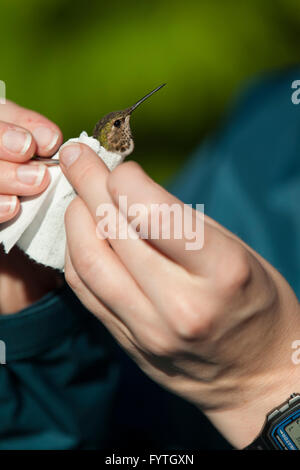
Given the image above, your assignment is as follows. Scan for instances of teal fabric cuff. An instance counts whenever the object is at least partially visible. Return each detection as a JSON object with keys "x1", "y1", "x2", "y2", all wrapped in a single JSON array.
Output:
[{"x1": 0, "y1": 283, "x2": 89, "y2": 362}]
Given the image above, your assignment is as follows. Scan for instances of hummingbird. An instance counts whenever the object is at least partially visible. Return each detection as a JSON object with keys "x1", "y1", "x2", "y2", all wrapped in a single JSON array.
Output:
[
  {"x1": 93, "y1": 83, "x2": 166, "y2": 157},
  {"x1": 32, "y1": 84, "x2": 166, "y2": 165}
]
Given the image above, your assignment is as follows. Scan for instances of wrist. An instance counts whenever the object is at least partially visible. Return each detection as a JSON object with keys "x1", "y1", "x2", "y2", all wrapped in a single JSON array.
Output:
[
  {"x1": 205, "y1": 309, "x2": 300, "y2": 448},
  {"x1": 205, "y1": 366, "x2": 300, "y2": 448}
]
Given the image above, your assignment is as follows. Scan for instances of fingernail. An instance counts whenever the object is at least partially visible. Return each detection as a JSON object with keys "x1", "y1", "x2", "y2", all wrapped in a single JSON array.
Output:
[
  {"x1": 32, "y1": 126, "x2": 59, "y2": 151},
  {"x1": 17, "y1": 164, "x2": 46, "y2": 185},
  {"x1": 0, "y1": 195, "x2": 17, "y2": 215},
  {"x1": 59, "y1": 144, "x2": 81, "y2": 167},
  {"x1": 2, "y1": 129, "x2": 32, "y2": 154}
]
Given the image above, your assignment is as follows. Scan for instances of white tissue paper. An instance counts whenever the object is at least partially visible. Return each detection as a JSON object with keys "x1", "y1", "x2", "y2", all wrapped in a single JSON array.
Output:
[{"x1": 0, "y1": 132, "x2": 124, "y2": 271}]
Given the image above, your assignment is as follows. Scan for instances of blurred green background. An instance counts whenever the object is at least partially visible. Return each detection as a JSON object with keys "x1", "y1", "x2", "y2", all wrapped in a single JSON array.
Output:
[{"x1": 1, "y1": 0, "x2": 299, "y2": 182}]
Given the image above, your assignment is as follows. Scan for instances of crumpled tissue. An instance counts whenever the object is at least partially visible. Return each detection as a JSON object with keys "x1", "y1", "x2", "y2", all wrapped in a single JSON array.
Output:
[{"x1": 0, "y1": 132, "x2": 123, "y2": 271}]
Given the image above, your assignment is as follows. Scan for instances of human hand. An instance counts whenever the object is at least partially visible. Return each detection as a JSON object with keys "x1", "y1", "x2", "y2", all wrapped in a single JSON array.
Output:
[
  {"x1": 61, "y1": 143, "x2": 300, "y2": 448},
  {"x1": 0, "y1": 101, "x2": 63, "y2": 313},
  {"x1": 0, "y1": 100, "x2": 62, "y2": 222}
]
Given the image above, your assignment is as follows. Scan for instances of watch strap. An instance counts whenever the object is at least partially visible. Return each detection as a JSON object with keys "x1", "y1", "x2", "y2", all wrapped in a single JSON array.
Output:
[{"x1": 244, "y1": 436, "x2": 266, "y2": 450}]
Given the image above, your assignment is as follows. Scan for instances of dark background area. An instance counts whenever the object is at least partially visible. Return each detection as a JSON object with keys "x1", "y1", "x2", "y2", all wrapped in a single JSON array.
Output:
[{"x1": 1, "y1": 0, "x2": 299, "y2": 182}]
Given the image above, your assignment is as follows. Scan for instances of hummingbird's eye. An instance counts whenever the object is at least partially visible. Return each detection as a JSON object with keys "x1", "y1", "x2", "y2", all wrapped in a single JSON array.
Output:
[{"x1": 114, "y1": 119, "x2": 121, "y2": 128}]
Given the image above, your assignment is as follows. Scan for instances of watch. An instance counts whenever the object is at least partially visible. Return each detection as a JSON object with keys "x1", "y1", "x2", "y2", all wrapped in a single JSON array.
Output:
[{"x1": 244, "y1": 394, "x2": 300, "y2": 450}]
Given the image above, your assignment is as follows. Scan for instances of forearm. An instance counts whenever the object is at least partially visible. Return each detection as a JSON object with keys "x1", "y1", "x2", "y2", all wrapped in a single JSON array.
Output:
[
  {"x1": 206, "y1": 364, "x2": 300, "y2": 448},
  {"x1": 205, "y1": 296, "x2": 300, "y2": 449}
]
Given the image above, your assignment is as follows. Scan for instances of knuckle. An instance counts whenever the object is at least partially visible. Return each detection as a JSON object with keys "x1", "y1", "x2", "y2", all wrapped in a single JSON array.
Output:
[
  {"x1": 64, "y1": 197, "x2": 81, "y2": 225},
  {"x1": 68, "y1": 146, "x2": 98, "y2": 188},
  {"x1": 216, "y1": 243, "x2": 251, "y2": 295},
  {"x1": 74, "y1": 248, "x2": 98, "y2": 278},
  {"x1": 138, "y1": 330, "x2": 178, "y2": 357},
  {"x1": 0, "y1": 160, "x2": 13, "y2": 181},
  {"x1": 175, "y1": 314, "x2": 213, "y2": 341},
  {"x1": 168, "y1": 293, "x2": 215, "y2": 341},
  {"x1": 74, "y1": 161, "x2": 95, "y2": 188},
  {"x1": 0, "y1": 196, "x2": 19, "y2": 223},
  {"x1": 0, "y1": 213, "x2": 16, "y2": 223},
  {"x1": 8, "y1": 153, "x2": 32, "y2": 163},
  {"x1": 108, "y1": 161, "x2": 143, "y2": 195},
  {"x1": 64, "y1": 265, "x2": 80, "y2": 291},
  {"x1": 110, "y1": 160, "x2": 142, "y2": 180}
]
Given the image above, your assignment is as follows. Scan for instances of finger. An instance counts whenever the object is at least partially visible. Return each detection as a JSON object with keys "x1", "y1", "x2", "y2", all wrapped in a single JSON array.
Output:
[
  {"x1": 65, "y1": 196, "x2": 158, "y2": 334},
  {"x1": 65, "y1": 244, "x2": 177, "y2": 362},
  {"x1": 107, "y1": 161, "x2": 230, "y2": 276},
  {"x1": 59, "y1": 143, "x2": 180, "y2": 294},
  {"x1": 0, "y1": 121, "x2": 36, "y2": 163},
  {"x1": 59, "y1": 144, "x2": 221, "y2": 344},
  {"x1": 0, "y1": 100, "x2": 63, "y2": 156},
  {"x1": 65, "y1": 245, "x2": 136, "y2": 345},
  {"x1": 0, "y1": 195, "x2": 19, "y2": 223},
  {"x1": 58, "y1": 141, "x2": 203, "y2": 315},
  {"x1": 0, "y1": 160, "x2": 50, "y2": 196},
  {"x1": 59, "y1": 142, "x2": 112, "y2": 210}
]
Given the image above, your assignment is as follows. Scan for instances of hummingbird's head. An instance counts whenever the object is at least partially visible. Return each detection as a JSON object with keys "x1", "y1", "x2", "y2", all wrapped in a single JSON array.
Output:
[
  {"x1": 93, "y1": 110, "x2": 134, "y2": 158},
  {"x1": 93, "y1": 84, "x2": 166, "y2": 158}
]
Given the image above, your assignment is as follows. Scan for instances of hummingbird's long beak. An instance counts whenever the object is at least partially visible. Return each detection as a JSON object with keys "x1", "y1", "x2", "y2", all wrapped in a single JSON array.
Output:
[{"x1": 127, "y1": 83, "x2": 166, "y2": 115}]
